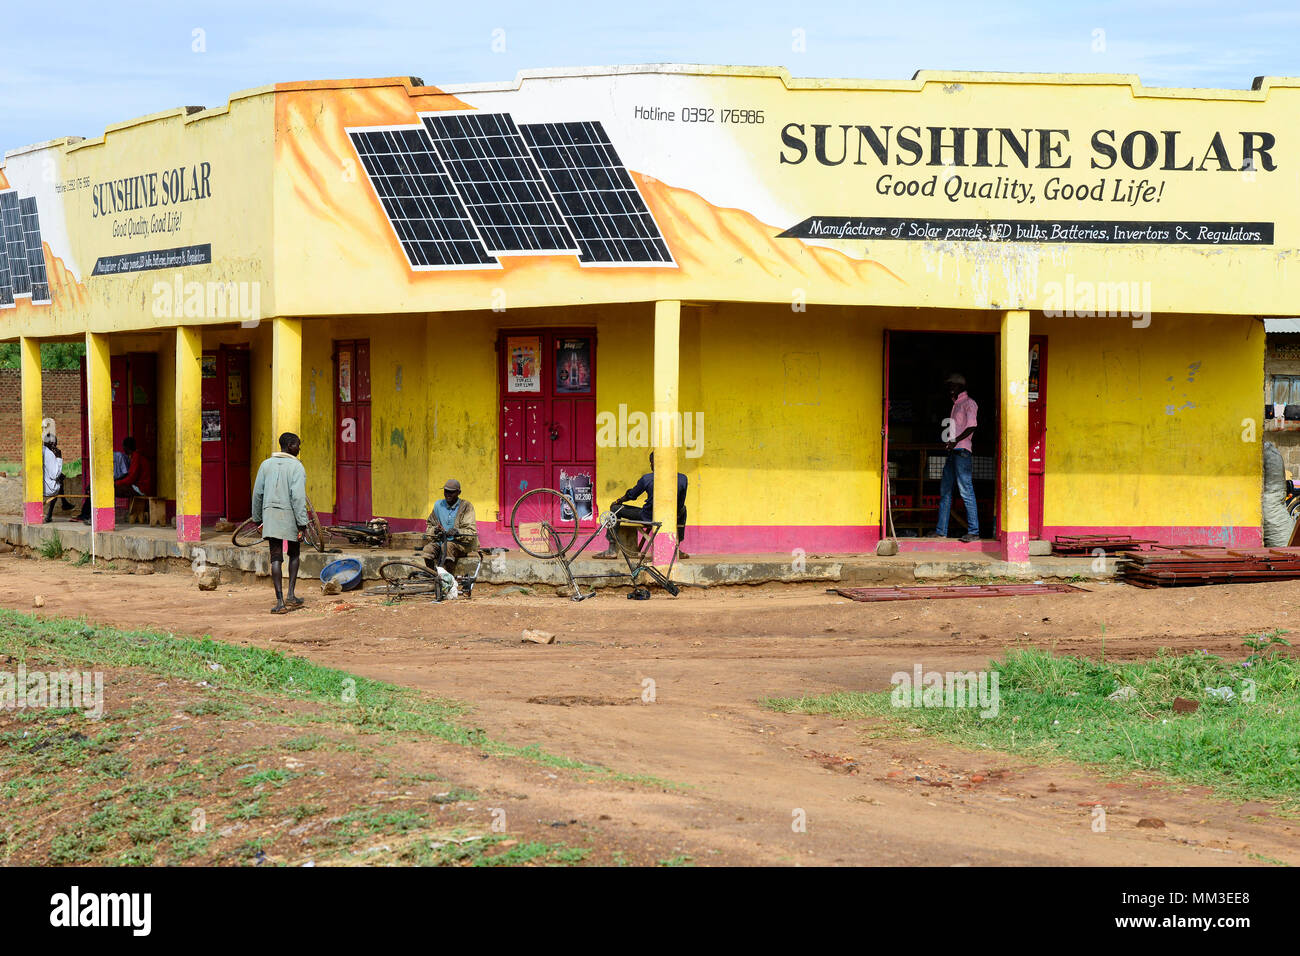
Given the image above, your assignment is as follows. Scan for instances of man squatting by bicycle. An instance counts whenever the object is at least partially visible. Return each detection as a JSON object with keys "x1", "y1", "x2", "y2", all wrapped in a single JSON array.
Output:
[
  {"x1": 251, "y1": 432, "x2": 309, "y2": 614},
  {"x1": 423, "y1": 478, "x2": 479, "y2": 574}
]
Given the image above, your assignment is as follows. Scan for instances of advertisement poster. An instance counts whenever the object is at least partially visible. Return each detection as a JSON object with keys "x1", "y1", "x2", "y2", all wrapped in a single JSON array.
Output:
[
  {"x1": 555, "y1": 338, "x2": 592, "y2": 394},
  {"x1": 201, "y1": 409, "x2": 221, "y2": 442},
  {"x1": 227, "y1": 369, "x2": 243, "y2": 406},
  {"x1": 507, "y1": 336, "x2": 541, "y2": 393},
  {"x1": 338, "y1": 350, "x2": 352, "y2": 403},
  {"x1": 200, "y1": 356, "x2": 216, "y2": 379},
  {"x1": 559, "y1": 469, "x2": 595, "y2": 522},
  {"x1": 1028, "y1": 343, "x2": 1040, "y2": 403}
]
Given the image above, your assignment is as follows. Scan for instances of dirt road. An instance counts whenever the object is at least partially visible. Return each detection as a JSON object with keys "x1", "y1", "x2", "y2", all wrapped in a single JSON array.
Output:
[{"x1": 3, "y1": 552, "x2": 1297, "y2": 866}]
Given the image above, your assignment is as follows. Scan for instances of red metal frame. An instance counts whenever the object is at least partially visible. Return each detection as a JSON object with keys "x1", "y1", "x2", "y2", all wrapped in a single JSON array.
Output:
[{"x1": 831, "y1": 583, "x2": 1086, "y2": 602}]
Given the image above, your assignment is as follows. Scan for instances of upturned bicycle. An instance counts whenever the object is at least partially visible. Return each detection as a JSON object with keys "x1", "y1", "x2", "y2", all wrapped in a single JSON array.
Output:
[
  {"x1": 509, "y1": 488, "x2": 679, "y2": 601},
  {"x1": 363, "y1": 531, "x2": 484, "y2": 602}
]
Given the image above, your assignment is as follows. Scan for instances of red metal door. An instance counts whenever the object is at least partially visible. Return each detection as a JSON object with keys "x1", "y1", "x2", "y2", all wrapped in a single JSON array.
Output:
[
  {"x1": 1028, "y1": 336, "x2": 1047, "y2": 539},
  {"x1": 201, "y1": 350, "x2": 225, "y2": 520},
  {"x1": 223, "y1": 348, "x2": 252, "y2": 521},
  {"x1": 334, "y1": 340, "x2": 372, "y2": 523},
  {"x1": 110, "y1": 355, "x2": 129, "y2": 455},
  {"x1": 499, "y1": 331, "x2": 596, "y2": 527},
  {"x1": 880, "y1": 329, "x2": 890, "y2": 539}
]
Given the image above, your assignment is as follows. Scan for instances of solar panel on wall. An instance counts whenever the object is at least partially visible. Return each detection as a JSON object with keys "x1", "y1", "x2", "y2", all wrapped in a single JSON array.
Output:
[
  {"x1": 0, "y1": 224, "x2": 12, "y2": 308},
  {"x1": 19, "y1": 197, "x2": 50, "y2": 304},
  {"x1": 0, "y1": 192, "x2": 31, "y2": 298},
  {"x1": 420, "y1": 112, "x2": 578, "y2": 256},
  {"x1": 348, "y1": 126, "x2": 500, "y2": 270},
  {"x1": 519, "y1": 120, "x2": 673, "y2": 266}
]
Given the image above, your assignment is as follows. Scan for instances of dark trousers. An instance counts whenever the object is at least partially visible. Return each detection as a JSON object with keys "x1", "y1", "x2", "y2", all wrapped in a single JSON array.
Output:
[{"x1": 607, "y1": 503, "x2": 687, "y2": 549}]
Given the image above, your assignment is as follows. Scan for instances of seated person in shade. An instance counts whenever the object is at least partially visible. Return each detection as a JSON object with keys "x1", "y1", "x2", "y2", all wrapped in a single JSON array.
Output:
[
  {"x1": 594, "y1": 452, "x2": 689, "y2": 559},
  {"x1": 422, "y1": 479, "x2": 479, "y2": 574},
  {"x1": 42, "y1": 439, "x2": 64, "y2": 523},
  {"x1": 113, "y1": 437, "x2": 152, "y2": 498}
]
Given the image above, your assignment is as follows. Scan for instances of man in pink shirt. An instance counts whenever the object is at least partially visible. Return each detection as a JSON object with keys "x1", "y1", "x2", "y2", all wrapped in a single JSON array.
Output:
[{"x1": 932, "y1": 373, "x2": 980, "y2": 542}]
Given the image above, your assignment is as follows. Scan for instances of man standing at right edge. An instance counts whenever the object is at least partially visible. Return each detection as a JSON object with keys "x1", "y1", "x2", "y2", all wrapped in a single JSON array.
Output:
[
  {"x1": 252, "y1": 432, "x2": 309, "y2": 613},
  {"x1": 931, "y1": 373, "x2": 980, "y2": 543}
]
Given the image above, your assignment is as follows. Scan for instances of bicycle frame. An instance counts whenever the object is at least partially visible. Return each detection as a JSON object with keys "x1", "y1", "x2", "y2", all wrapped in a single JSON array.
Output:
[
  {"x1": 416, "y1": 532, "x2": 485, "y2": 600},
  {"x1": 554, "y1": 511, "x2": 678, "y2": 601}
]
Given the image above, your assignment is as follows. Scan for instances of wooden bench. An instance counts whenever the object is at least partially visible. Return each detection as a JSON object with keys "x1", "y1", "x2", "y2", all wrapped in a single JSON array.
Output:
[{"x1": 126, "y1": 497, "x2": 168, "y2": 527}]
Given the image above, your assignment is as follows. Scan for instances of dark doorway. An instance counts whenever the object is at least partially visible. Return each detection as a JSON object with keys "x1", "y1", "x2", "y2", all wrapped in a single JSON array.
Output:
[{"x1": 883, "y1": 331, "x2": 998, "y2": 538}]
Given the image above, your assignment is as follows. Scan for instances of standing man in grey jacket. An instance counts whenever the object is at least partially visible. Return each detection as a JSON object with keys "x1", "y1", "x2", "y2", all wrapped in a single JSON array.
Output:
[{"x1": 252, "y1": 432, "x2": 309, "y2": 614}]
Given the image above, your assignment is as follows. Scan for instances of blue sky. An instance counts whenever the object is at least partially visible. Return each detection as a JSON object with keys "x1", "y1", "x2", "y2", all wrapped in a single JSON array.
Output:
[{"x1": 2, "y1": 0, "x2": 1297, "y2": 149}]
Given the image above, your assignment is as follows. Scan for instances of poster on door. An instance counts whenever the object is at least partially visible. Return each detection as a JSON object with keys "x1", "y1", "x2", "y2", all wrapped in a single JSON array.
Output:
[
  {"x1": 554, "y1": 338, "x2": 591, "y2": 394},
  {"x1": 201, "y1": 409, "x2": 222, "y2": 442},
  {"x1": 338, "y1": 350, "x2": 352, "y2": 403},
  {"x1": 559, "y1": 469, "x2": 594, "y2": 521},
  {"x1": 1028, "y1": 343, "x2": 1040, "y2": 402},
  {"x1": 507, "y1": 336, "x2": 541, "y2": 393}
]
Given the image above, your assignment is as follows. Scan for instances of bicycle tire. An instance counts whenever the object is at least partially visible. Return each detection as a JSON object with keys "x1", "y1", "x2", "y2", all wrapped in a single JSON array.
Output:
[
  {"x1": 510, "y1": 488, "x2": 579, "y2": 559},
  {"x1": 301, "y1": 498, "x2": 325, "y2": 552},
  {"x1": 232, "y1": 518, "x2": 262, "y2": 548},
  {"x1": 379, "y1": 560, "x2": 444, "y2": 601}
]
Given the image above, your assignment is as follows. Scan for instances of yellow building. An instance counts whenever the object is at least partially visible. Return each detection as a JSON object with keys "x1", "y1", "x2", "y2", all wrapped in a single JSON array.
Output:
[{"x1": 1, "y1": 65, "x2": 1286, "y2": 560}]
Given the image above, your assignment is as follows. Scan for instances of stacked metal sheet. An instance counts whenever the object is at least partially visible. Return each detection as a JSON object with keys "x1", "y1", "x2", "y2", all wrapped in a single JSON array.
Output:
[
  {"x1": 1119, "y1": 546, "x2": 1300, "y2": 588},
  {"x1": 1052, "y1": 534, "x2": 1157, "y2": 554}
]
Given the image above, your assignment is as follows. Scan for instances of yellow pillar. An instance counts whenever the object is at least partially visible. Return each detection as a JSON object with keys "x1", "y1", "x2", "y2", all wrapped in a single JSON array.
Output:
[
  {"x1": 175, "y1": 326, "x2": 203, "y2": 541},
  {"x1": 85, "y1": 332, "x2": 115, "y2": 531},
  {"x1": 652, "y1": 300, "x2": 681, "y2": 565},
  {"x1": 19, "y1": 337, "x2": 43, "y2": 525},
  {"x1": 271, "y1": 317, "x2": 302, "y2": 446},
  {"x1": 1000, "y1": 310, "x2": 1030, "y2": 562}
]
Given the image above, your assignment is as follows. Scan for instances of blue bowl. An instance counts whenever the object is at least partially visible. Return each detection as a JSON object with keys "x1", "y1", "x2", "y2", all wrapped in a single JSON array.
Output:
[{"x1": 320, "y1": 557, "x2": 363, "y2": 592}]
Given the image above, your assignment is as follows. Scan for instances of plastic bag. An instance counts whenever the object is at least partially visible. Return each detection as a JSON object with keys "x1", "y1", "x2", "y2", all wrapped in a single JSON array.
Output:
[
  {"x1": 436, "y1": 567, "x2": 458, "y2": 600},
  {"x1": 1261, "y1": 442, "x2": 1294, "y2": 546}
]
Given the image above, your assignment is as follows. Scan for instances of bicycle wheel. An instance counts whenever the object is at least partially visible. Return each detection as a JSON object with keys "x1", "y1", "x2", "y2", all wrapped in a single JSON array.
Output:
[
  {"x1": 510, "y1": 488, "x2": 579, "y2": 559},
  {"x1": 232, "y1": 517, "x2": 262, "y2": 548},
  {"x1": 377, "y1": 560, "x2": 442, "y2": 599},
  {"x1": 302, "y1": 498, "x2": 326, "y2": 552}
]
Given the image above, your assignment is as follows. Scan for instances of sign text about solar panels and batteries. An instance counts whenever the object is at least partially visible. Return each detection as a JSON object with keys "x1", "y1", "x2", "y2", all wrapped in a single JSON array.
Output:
[{"x1": 774, "y1": 125, "x2": 1278, "y2": 245}]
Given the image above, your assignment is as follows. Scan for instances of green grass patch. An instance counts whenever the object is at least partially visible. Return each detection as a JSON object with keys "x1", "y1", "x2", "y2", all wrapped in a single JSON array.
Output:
[
  {"x1": 768, "y1": 635, "x2": 1300, "y2": 807},
  {"x1": 403, "y1": 833, "x2": 589, "y2": 867},
  {"x1": 39, "y1": 534, "x2": 64, "y2": 560},
  {"x1": 0, "y1": 608, "x2": 671, "y2": 787}
]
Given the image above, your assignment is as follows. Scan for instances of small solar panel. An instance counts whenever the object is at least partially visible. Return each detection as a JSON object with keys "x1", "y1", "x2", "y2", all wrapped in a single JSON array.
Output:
[
  {"x1": 0, "y1": 222, "x2": 12, "y2": 308},
  {"x1": 19, "y1": 197, "x2": 50, "y2": 304},
  {"x1": 0, "y1": 192, "x2": 31, "y2": 297},
  {"x1": 348, "y1": 126, "x2": 499, "y2": 270},
  {"x1": 520, "y1": 121, "x2": 673, "y2": 266},
  {"x1": 421, "y1": 112, "x2": 578, "y2": 256}
]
